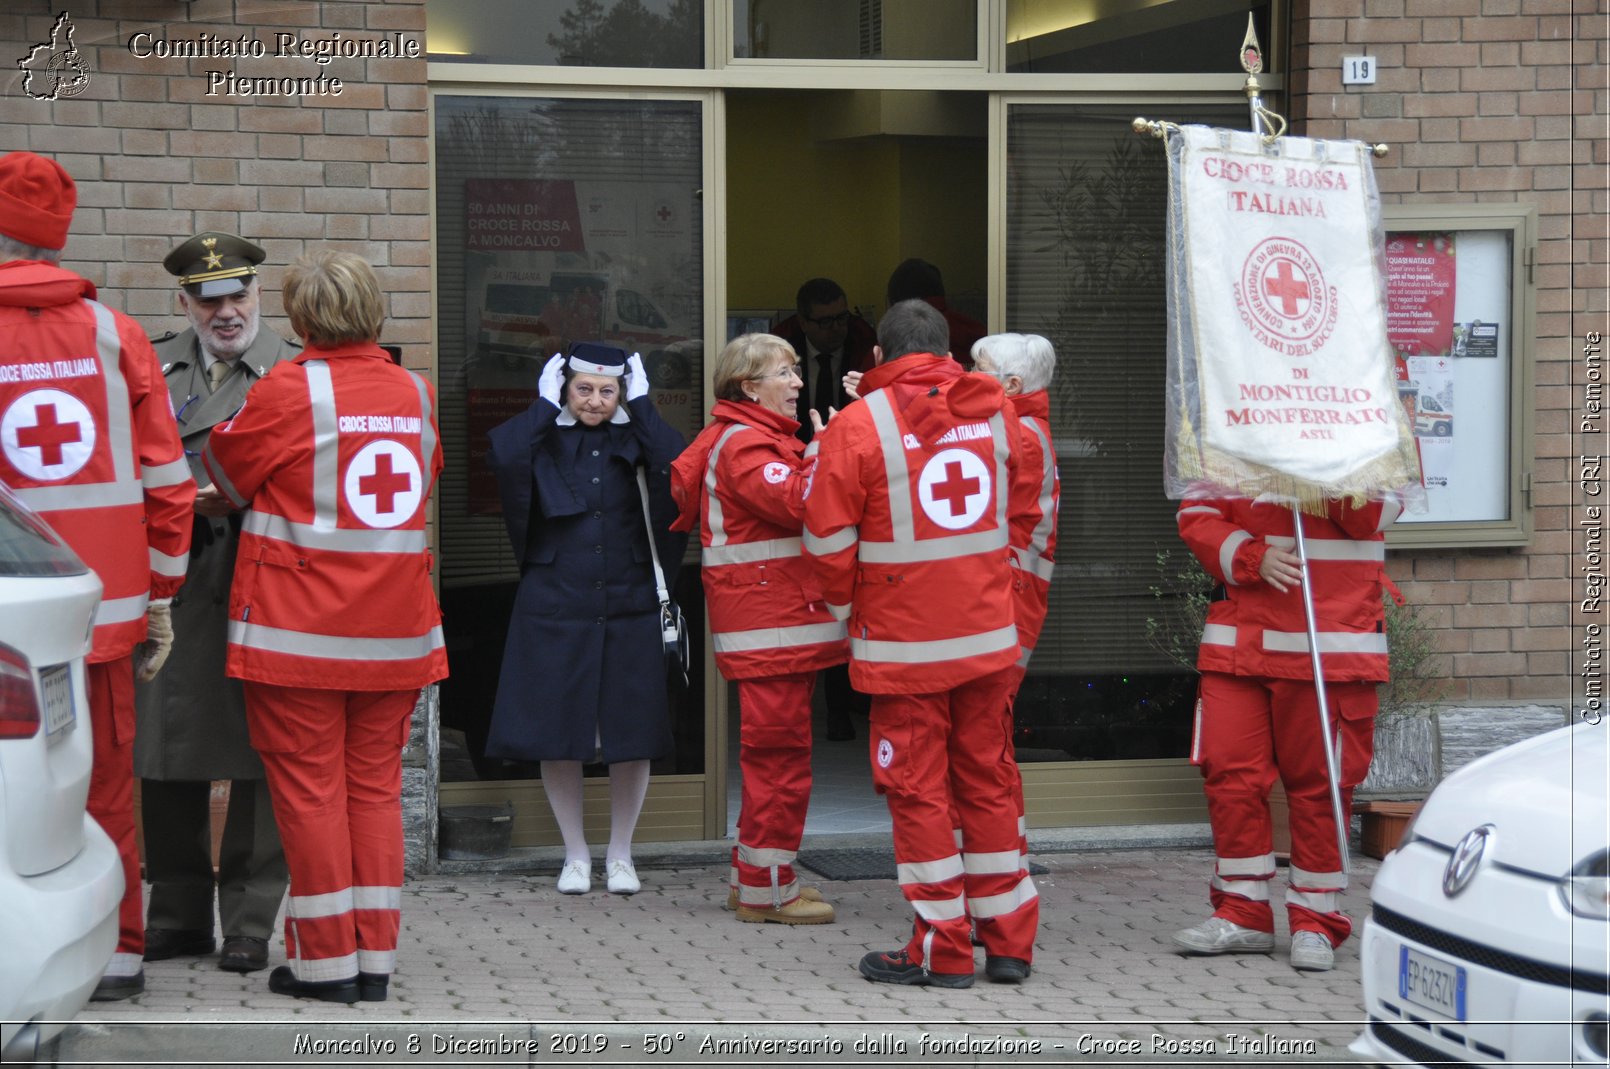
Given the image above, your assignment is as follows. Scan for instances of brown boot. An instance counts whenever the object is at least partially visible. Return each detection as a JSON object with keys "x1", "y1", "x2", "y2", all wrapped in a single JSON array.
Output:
[
  {"x1": 725, "y1": 884, "x2": 824, "y2": 911},
  {"x1": 736, "y1": 895, "x2": 836, "y2": 925}
]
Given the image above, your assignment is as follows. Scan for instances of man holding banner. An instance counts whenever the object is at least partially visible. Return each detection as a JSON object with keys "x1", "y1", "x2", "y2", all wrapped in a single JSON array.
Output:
[
  {"x1": 1172, "y1": 494, "x2": 1398, "y2": 970},
  {"x1": 1157, "y1": 120, "x2": 1421, "y2": 971}
]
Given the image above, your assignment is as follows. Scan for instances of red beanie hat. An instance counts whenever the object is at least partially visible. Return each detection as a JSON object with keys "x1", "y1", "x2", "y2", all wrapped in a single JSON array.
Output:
[{"x1": 0, "y1": 152, "x2": 76, "y2": 251}]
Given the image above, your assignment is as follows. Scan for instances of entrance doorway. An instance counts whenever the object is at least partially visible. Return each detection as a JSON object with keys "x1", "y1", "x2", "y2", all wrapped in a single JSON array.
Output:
[{"x1": 722, "y1": 87, "x2": 988, "y2": 836}]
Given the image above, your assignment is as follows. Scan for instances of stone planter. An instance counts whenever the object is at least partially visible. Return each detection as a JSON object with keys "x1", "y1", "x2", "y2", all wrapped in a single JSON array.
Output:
[{"x1": 1359, "y1": 711, "x2": 1441, "y2": 796}]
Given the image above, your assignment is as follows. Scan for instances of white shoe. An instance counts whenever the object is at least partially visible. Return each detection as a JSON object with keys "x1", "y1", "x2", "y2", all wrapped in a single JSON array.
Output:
[
  {"x1": 1289, "y1": 930, "x2": 1335, "y2": 971},
  {"x1": 556, "y1": 860, "x2": 591, "y2": 895},
  {"x1": 606, "y1": 859, "x2": 640, "y2": 895},
  {"x1": 1171, "y1": 916, "x2": 1275, "y2": 955}
]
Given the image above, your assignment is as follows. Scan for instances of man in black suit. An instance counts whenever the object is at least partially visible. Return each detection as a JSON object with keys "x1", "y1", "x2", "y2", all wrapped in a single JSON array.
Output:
[
  {"x1": 771, "y1": 277, "x2": 877, "y2": 445},
  {"x1": 770, "y1": 277, "x2": 876, "y2": 739}
]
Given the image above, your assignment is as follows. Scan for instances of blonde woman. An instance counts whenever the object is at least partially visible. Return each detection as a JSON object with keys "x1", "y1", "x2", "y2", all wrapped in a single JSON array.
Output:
[
  {"x1": 203, "y1": 251, "x2": 446, "y2": 1003},
  {"x1": 670, "y1": 334, "x2": 847, "y2": 924}
]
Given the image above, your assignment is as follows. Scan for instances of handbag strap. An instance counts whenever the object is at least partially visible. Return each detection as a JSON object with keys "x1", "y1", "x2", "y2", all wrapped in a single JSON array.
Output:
[{"x1": 635, "y1": 468, "x2": 670, "y2": 606}]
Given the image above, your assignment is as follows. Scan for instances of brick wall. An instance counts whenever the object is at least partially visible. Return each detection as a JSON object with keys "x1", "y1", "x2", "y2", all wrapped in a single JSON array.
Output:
[
  {"x1": 1292, "y1": 0, "x2": 1605, "y2": 704},
  {"x1": 1, "y1": 0, "x2": 431, "y2": 374}
]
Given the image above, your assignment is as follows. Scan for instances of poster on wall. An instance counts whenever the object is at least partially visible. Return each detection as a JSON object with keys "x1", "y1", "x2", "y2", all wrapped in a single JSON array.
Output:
[
  {"x1": 1379, "y1": 222, "x2": 1517, "y2": 529},
  {"x1": 1396, "y1": 354, "x2": 1454, "y2": 490},
  {"x1": 461, "y1": 178, "x2": 703, "y2": 513},
  {"x1": 1385, "y1": 232, "x2": 1457, "y2": 357}
]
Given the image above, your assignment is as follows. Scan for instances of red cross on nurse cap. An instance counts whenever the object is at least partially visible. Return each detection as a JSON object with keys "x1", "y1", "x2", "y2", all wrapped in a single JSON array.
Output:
[{"x1": 567, "y1": 341, "x2": 628, "y2": 377}]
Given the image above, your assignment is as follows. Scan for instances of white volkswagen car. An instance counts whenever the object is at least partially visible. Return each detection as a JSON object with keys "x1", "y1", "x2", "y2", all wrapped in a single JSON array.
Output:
[
  {"x1": 0, "y1": 482, "x2": 121, "y2": 1061},
  {"x1": 1351, "y1": 720, "x2": 1610, "y2": 1067}
]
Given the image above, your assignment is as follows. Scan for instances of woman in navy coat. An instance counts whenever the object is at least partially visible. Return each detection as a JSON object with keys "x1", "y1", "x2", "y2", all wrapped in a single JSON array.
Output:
[{"x1": 485, "y1": 344, "x2": 686, "y2": 896}]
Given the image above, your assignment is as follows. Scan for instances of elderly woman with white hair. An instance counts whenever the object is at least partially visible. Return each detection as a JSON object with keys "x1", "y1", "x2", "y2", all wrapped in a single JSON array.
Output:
[{"x1": 968, "y1": 332, "x2": 1060, "y2": 894}]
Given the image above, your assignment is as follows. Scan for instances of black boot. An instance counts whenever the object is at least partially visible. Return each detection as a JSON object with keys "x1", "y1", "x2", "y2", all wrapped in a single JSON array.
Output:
[{"x1": 268, "y1": 965, "x2": 359, "y2": 1004}]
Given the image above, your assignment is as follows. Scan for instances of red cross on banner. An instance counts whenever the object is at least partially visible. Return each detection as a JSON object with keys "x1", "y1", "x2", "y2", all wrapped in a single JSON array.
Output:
[
  {"x1": 1263, "y1": 259, "x2": 1312, "y2": 317},
  {"x1": 17, "y1": 402, "x2": 83, "y2": 466}
]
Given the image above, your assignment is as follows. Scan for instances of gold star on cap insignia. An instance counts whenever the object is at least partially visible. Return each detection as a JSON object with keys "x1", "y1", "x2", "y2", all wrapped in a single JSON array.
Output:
[{"x1": 201, "y1": 237, "x2": 224, "y2": 270}]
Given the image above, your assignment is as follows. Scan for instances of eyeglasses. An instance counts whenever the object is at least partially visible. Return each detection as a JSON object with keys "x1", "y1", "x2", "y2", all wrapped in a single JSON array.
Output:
[
  {"x1": 804, "y1": 311, "x2": 852, "y2": 327},
  {"x1": 750, "y1": 365, "x2": 801, "y2": 382}
]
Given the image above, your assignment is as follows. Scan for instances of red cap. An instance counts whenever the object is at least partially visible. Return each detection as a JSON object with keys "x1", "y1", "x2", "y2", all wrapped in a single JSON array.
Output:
[{"x1": 0, "y1": 152, "x2": 76, "y2": 252}]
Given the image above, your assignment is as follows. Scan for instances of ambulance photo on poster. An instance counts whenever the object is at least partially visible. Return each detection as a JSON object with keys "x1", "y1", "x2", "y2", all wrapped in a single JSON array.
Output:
[{"x1": 461, "y1": 178, "x2": 702, "y2": 513}]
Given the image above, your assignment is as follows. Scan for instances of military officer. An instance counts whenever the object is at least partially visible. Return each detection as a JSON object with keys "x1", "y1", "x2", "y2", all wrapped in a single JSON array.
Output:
[{"x1": 134, "y1": 232, "x2": 296, "y2": 974}]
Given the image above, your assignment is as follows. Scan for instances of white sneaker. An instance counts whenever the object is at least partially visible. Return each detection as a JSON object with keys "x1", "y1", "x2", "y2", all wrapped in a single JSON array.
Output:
[
  {"x1": 556, "y1": 860, "x2": 591, "y2": 895},
  {"x1": 1171, "y1": 916, "x2": 1275, "y2": 955},
  {"x1": 606, "y1": 859, "x2": 640, "y2": 895},
  {"x1": 1289, "y1": 930, "x2": 1335, "y2": 971}
]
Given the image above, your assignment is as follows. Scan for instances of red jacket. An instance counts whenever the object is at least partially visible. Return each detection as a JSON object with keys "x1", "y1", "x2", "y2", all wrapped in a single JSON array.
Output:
[
  {"x1": 671, "y1": 400, "x2": 848, "y2": 680},
  {"x1": 202, "y1": 342, "x2": 447, "y2": 690},
  {"x1": 0, "y1": 261, "x2": 193, "y2": 661},
  {"x1": 1177, "y1": 496, "x2": 1399, "y2": 683},
  {"x1": 803, "y1": 353, "x2": 1030, "y2": 693},
  {"x1": 1008, "y1": 389, "x2": 1059, "y2": 662}
]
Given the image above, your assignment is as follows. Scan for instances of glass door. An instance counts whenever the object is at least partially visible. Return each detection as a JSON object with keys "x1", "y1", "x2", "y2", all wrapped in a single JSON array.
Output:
[
  {"x1": 1001, "y1": 100, "x2": 1247, "y2": 826},
  {"x1": 433, "y1": 92, "x2": 713, "y2": 845}
]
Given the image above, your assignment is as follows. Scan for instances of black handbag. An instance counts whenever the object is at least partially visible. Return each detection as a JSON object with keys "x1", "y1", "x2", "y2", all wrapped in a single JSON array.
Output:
[{"x1": 636, "y1": 469, "x2": 689, "y2": 684}]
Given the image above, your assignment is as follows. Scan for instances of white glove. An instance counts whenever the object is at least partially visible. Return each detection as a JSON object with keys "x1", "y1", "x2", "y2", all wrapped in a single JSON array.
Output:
[
  {"x1": 625, "y1": 353, "x2": 649, "y2": 401},
  {"x1": 538, "y1": 353, "x2": 565, "y2": 407},
  {"x1": 136, "y1": 599, "x2": 174, "y2": 683}
]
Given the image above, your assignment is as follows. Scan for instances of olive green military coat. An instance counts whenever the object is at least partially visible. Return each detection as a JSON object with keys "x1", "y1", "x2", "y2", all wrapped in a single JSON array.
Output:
[{"x1": 132, "y1": 326, "x2": 299, "y2": 781}]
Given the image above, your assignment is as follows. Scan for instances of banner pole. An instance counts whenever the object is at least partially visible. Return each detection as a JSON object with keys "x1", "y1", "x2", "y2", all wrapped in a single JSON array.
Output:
[{"x1": 1291, "y1": 504, "x2": 1353, "y2": 873}]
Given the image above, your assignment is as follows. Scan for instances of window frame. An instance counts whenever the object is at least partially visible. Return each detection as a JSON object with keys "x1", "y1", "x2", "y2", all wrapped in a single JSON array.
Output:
[{"x1": 1380, "y1": 202, "x2": 1539, "y2": 549}]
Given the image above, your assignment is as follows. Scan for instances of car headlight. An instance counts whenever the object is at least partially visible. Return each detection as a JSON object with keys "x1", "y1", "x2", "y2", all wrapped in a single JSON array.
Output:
[{"x1": 1559, "y1": 849, "x2": 1610, "y2": 920}]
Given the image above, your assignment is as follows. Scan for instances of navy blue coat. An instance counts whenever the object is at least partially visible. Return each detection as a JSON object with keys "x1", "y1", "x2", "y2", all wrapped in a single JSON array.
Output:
[{"x1": 484, "y1": 395, "x2": 687, "y2": 763}]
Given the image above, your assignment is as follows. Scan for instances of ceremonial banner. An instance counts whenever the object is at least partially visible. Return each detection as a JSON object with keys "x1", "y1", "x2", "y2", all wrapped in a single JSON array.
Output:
[{"x1": 1163, "y1": 125, "x2": 1420, "y2": 508}]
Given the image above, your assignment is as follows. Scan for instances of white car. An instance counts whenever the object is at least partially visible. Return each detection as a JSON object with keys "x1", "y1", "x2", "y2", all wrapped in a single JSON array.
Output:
[
  {"x1": 0, "y1": 483, "x2": 121, "y2": 1061},
  {"x1": 1351, "y1": 720, "x2": 1610, "y2": 1067}
]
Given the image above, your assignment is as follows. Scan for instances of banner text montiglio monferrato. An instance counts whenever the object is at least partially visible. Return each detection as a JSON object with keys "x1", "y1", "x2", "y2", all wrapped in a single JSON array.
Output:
[{"x1": 125, "y1": 30, "x2": 422, "y2": 97}]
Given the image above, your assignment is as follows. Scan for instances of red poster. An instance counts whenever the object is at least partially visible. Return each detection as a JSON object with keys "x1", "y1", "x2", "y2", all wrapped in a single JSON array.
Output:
[
  {"x1": 464, "y1": 179, "x2": 585, "y2": 252},
  {"x1": 1385, "y1": 232, "x2": 1457, "y2": 356}
]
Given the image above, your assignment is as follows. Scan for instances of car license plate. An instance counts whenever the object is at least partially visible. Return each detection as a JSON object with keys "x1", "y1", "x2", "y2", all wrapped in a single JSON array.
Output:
[
  {"x1": 1399, "y1": 944, "x2": 1467, "y2": 1021},
  {"x1": 41, "y1": 663, "x2": 74, "y2": 738}
]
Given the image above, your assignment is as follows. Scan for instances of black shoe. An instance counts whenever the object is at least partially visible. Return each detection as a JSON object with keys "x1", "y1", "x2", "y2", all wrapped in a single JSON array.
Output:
[
  {"x1": 143, "y1": 927, "x2": 215, "y2": 961},
  {"x1": 858, "y1": 949, "x2": 973, "y2": 988},
  {"x1": 985, "y1": 956, "x2": 1031, "y2": 983},
  {"x1": 358, "y1": 972, "x2": 389, "y2": 1002},
  {"x1": 267, "y1": 965, "x2": 359, "y2": 1004},
  {"x1": 218, "y1": 936, "x2": 269, "y2": 973},
  {"x1": 90, "y1": 970, "x2": 145, "y2": 1002},
  {"x1": 825, "y1": 711, "x2": 856, "y2": 741}
]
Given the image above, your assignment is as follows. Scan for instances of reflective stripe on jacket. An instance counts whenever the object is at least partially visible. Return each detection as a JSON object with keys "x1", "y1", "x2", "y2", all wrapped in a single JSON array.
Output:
[
  {"x1": 803, "y1": 353, "x2": 1028, "y2": 693},
  {"x1": 1177, "y1": 496, "x2": 1399, "y2": 683},
  {"x1": 671, "y1": 399, "x2": 847, "y2": 681},
  {"x1": 1008, "y1": 390, "x2": 1059, "y2": 665},
  {"x1": 202, "y1": 341, "x2": 446, "y2": 690},
  {"x1": 0, "y1": 263, "x2": 194, "y2": 661}
]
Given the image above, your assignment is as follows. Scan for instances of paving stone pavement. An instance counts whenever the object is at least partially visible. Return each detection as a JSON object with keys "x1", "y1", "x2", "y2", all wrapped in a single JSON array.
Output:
[{"x1": 56, "y1": 846, "x2": 1378, "y2": 1067}]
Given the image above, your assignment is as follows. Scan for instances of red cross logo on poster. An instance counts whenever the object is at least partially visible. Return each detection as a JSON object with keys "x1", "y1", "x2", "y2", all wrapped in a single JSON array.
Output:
[
  {"x1": 917, "y1": 448, "x2": 991, "y2": 530},
  {"x1": 2, "y1": 389, "x2": 96, "y2": 481},
  {"x1": 343, "y1": 439, "x2": 423, "y2": 528}
]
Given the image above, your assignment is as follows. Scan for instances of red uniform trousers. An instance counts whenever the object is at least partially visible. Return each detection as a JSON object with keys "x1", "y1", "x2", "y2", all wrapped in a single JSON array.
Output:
[
  {"x1": 244, "y1": 683, "x2": 415, "y2": 983},
  {"x1": 871, "y1": 666, "x2": 1039, "y2": 974},
  {"x1": 86, "y1": 658, "x2": 141, "y2": 975},
  {"x1": 1195, "y1": 671, "x2": 1376, "y2": 948},
  {"x1": 947, "y1": 661, "x2": 1030, "y2": 866},
  {"x1": 730, "y1": 672, "x2": 815, "y2": 908}
]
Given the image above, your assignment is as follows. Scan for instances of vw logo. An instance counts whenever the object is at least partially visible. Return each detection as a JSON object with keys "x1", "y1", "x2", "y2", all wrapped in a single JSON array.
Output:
[{"x1": 1442, "y1": 825, "x2": 1494, "y2": 898}]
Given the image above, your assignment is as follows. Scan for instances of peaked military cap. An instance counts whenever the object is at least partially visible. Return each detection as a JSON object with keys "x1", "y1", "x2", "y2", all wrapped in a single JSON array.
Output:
[{"x1": 163, "y1": 231, "x2": 265, "y2": 297}]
